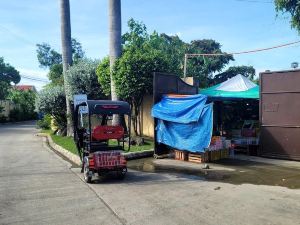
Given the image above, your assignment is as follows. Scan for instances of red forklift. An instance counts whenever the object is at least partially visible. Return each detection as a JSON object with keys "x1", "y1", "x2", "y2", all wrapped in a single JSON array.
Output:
[{"x1": 74, "y1": 100, "x2": 131, "y2": 183}]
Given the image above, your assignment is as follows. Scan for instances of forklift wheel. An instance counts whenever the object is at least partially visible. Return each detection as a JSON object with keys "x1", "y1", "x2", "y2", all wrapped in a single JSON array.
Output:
[{"x1": 83, "y1": 164, "x2": 92, "y2": 183}]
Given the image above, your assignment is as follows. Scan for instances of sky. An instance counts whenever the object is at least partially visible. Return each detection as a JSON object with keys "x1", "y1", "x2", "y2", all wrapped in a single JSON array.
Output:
[{"x1": 1, "y1": 0, "x2": 299, "y2": 90}]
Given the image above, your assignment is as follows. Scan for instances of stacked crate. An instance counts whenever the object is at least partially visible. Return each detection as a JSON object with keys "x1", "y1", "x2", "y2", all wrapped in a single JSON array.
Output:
[
  {"x1": 188, "y1": 152, "x2": 209, "y2": 163},
  {"x1": 174, "y1": 150, "x2": 188, "y2": 161}
]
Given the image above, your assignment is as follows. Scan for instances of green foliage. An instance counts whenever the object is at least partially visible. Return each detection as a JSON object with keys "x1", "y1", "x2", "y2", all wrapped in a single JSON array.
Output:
[
  {"x1": 212, "y1": 66, "x2": 256, "y2": 85},
  {"x1": 9, "y1": 108, "x2": 23, "y2": 122},
  {"x1": 275, "y1": 0, "x2": 300, "y2": 32},
  {"x1": 36, "y1": 86, "x2": 67, "y2": 130},
  {"x1": 9, "y1": 89, "x2": 37, "y2": 121},
  {"x1": 187, "y1": 39, "x2": 234, "y2": 87},
  {"x1": 0, "y1": 81, "x2": 11, "y2": 100},
  {"x1": 71, "y1": 39, "x2": 85, "y2": 64},
  {"x1": 37, "y1": 114, "x2": 52, "y2": 129},
  {"x1": 48, "y1": 64, "x2": 63, "y2": 85},
  {"x1": 148, "y1": 33, "x2": 187, "y2": 76},
  {"x1": 36, "y1": 38, "x2": 85, "y2": 69},
  {"x1": 0, "y1": 105, "x2": 7, "y2": 122},
  {"x1": 36, "y1": 43, "x2": 62, "y2": 68},
  {"x1": 66, "y1": 59, "x2": 104, "y2": 100},
  {"x1": 0, "y1": 57, "x2": 20, "y2": 99},
  {"x1": 96, "y1": 57, "x2": 111, "y2": 96},
  {"x1": 0, "y1": 57, "x2": 21, "y2": 84}
]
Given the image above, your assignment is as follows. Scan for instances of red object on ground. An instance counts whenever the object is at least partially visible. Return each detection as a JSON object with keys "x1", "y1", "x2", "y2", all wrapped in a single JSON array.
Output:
[
  {"x1": 92, "y1": 151, "x2": 126, "y2": 169},
  {"x1": 92, "y1": 125, "x2": 124, "y2": 141}
]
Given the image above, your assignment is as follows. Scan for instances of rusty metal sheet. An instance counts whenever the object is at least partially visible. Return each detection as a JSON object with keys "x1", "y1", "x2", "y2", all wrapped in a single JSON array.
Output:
[
  {"x1": 260, "y1": 127, "x2": 300, "y2": 160},
  {"x1": 260, "y1": 70, "x2": 300, "y2": 161}
]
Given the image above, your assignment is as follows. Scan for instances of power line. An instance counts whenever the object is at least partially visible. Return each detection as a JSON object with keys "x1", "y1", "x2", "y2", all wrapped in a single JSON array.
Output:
[
  {"x1": 186, "y1": 40, "x2": 300, "y2": 57},
  {"x1": 20, "y1": 74, "x2": 49, "y2": 83},
  {"x1": 183, "y1": 40, "x2": 300, "y2": 77}
]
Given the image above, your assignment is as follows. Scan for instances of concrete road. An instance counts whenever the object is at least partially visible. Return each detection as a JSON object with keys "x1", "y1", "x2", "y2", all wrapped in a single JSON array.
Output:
[
  {"x1": 0, "y1": 122, "x2": 123, "y2": 225},
  {"x1": 1, "y1": 122, "x2": 300, "y2": 225}
]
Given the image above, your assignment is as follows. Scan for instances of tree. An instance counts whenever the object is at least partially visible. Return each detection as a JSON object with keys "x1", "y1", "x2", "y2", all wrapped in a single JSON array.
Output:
[
  {"x1": 212, "y1": 66, "x2": 256, "y2": 85},
  {"x1": 60, "y1": 0, "x2": 73, "y2": 136},
  {"x1": 9, "y1": 89, "x2": 37, "y2": 121},
  {"x1": 96, "y1": 57, "x2": 111, "y2": 96},
  {"x1": 36, "y1": 85, "x2": 67, "y2": 132},
  {"x1": 36, "y1": 39, "x2": 84, "y2": 69},
  {"x1": 48, "y1": 64, "x2": 64, "y2": 85},
  {"x1": 275, "y1": 0, "x2": 300, "y2": 32},
  {"x1": 36, "y1": 43, "x2": 62, "y2": 68},
  {"x1": 66, "y1": 59, "x2": 104, "y2": 100},
  {"x1": 186, "y1": 39, "x2": 234, "y2": 87},
  {"x1": 148, "y1": 32, "x2": 187, "y2": 76},
  {"x1": 108, "y1": 0, "x2": 122, "y2": 125},
  {"x1": 0, "y1": 57, "x2": 21, "y2": 99},
  {"x1": 36, "y1": 39, "x2": 84, "y2": 85},
  {"x1": 97, "y1": 19, "x2": 170, "y2": 135}
]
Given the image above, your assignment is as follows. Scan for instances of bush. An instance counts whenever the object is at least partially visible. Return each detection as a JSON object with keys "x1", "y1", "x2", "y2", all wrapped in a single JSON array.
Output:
[
  {"x1": 35, "y1": 85, "x2": 67, "y2": 130},
  {"x1": 37, "y1": 114, "x2": 52, "y2": 129},
  {"x1": 9, "y1": 90, "x2": 37, "y2": 120},
  {"x1": 0, "y1": 115, "x2": 7, "y2": 123},
  {"x1": 9, "y1": 108, "x2": 23, "y2": 121},
  {"x1": 66, "y1": 59, "x2": 105, "y2": 100}
]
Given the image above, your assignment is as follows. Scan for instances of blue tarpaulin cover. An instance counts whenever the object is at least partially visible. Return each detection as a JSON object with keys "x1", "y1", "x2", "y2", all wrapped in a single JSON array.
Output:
[{"x1": 152, "y1": 94, "x2": 213, "y2": 153}]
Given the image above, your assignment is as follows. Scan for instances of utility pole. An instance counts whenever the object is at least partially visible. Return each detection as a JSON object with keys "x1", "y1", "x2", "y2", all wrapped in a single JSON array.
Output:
[{"x1": 183, "y1": 54, "x2": 188, "y2": 78}]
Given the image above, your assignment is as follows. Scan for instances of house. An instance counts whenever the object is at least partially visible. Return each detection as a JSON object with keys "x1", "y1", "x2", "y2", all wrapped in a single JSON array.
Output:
[{"x1": 15, "y1": 85, "x2": 37, "y2": 92}]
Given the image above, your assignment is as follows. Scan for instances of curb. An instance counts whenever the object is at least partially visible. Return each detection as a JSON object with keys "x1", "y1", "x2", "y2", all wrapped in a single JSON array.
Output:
[
  {"x1": 37, "y1": 133, "x2": 81, "y2": 166},
  {"x1": 37, "y1": 133, "x2": 154, "y2": 165},
  {"x1": 123, "y1": 149, "x2": 154, "y2": 160}
]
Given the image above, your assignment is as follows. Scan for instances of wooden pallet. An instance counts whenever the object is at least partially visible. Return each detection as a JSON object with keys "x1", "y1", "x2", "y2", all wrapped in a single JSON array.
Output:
[
  {"x1": 174, "y1": 150, "x2": 188, "y2": 161},
  {"x1": 188, "y1": 152, "x2": 209, "y2": 163}
]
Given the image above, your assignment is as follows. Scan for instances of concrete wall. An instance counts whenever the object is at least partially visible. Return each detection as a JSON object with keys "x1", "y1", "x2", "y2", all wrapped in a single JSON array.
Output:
[
  {"x1": 0, "y1": 100, "x2": 15, "y2": 119},
  {"x1": 140, "y1": 95, "x2": 154, "y2": 138}
]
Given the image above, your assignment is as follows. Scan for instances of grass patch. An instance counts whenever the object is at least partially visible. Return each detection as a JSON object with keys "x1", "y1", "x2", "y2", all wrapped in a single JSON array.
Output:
[
  {"x1": 42, "y1": 129, "x2": 78, "y2": 155},
  {"x1": 41, "y1": 129, "x2": 153, "y2": 155}
]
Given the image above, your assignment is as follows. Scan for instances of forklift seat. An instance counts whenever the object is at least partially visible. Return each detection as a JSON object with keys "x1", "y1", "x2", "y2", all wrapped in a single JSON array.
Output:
[{"x1": 92, "y1": 125, "x2": 124, "y2": 141}]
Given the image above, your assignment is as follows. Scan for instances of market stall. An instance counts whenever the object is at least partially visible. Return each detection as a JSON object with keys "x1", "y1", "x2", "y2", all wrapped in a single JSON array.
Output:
[{"x1": 200, "y1": 74, "x2": 259, "y2": 155}]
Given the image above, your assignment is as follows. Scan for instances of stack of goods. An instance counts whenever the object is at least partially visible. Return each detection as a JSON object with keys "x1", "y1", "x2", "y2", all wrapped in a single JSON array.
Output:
[{"x1": 208, "y1": 136, "x2": 230, "y2": 161}]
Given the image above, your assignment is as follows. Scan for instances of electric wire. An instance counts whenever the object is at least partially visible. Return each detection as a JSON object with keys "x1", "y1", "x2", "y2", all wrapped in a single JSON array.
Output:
[{"x1": 186, "y1": 40, "x2": 300, "y2": 57}]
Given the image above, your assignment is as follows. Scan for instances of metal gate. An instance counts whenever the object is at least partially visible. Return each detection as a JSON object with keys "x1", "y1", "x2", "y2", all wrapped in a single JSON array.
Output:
[{"x1": 260, "y1": 69, "x2": 300, "y2": 160}]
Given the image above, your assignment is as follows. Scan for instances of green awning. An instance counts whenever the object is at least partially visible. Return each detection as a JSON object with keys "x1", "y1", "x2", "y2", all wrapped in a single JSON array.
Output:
[{"x1": 200, "y1": 75, "x2": 259, "y2": 100}]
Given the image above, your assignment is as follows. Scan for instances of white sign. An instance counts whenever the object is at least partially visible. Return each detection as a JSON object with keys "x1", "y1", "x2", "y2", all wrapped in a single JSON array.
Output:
[{"x1": 74, "y1": 94, "x2": 88, "y2": 114}]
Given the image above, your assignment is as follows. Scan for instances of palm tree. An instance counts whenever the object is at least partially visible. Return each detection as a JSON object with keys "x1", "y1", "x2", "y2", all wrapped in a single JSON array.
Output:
[
  {"x1": 60, "y1": 0, "x2": 73, "y2": 136},
  {"x1": 108, "y1": 0, "x2": 122, "y2": 125}
]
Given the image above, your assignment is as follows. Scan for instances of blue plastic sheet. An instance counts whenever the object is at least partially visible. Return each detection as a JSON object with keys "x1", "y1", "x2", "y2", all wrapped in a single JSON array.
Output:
[
  {"x1": 152, "y1": 94, "x2": 213, "y2": 152},
  {"x1": 152, "y1": 94, "x2": 207, "y2": 124}
]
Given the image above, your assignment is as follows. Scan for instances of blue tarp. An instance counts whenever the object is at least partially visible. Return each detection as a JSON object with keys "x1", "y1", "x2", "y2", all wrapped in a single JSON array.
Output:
[{"x1": 152, "y1": 94, "x2": 213, "y2": 153}]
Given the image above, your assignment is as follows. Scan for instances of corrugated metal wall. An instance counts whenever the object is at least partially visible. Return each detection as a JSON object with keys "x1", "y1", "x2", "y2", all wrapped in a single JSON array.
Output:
[{"x1": 260, "y1": 69, "x2": 300, "y2": 160}]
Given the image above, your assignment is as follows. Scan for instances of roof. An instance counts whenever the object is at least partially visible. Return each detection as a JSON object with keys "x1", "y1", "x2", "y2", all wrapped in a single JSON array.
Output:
[
  {"x1": 81, "y1": 100, "x2": 131, "y2": 115},
  {"x1": 15, "y1": 85, "x2": 37, "y2": 92},
  {"x1": 200, "y1": 75, "x2": 259, "y2": 100}
]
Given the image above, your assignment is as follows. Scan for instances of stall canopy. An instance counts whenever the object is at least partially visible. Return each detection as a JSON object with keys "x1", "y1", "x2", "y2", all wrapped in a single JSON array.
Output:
[
  {"x1": 200, "y1": 74, "x2": 259, "y2": 100},
  {"x1": 152, "y1": 94, "x2": 213, "y2": 152}
]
